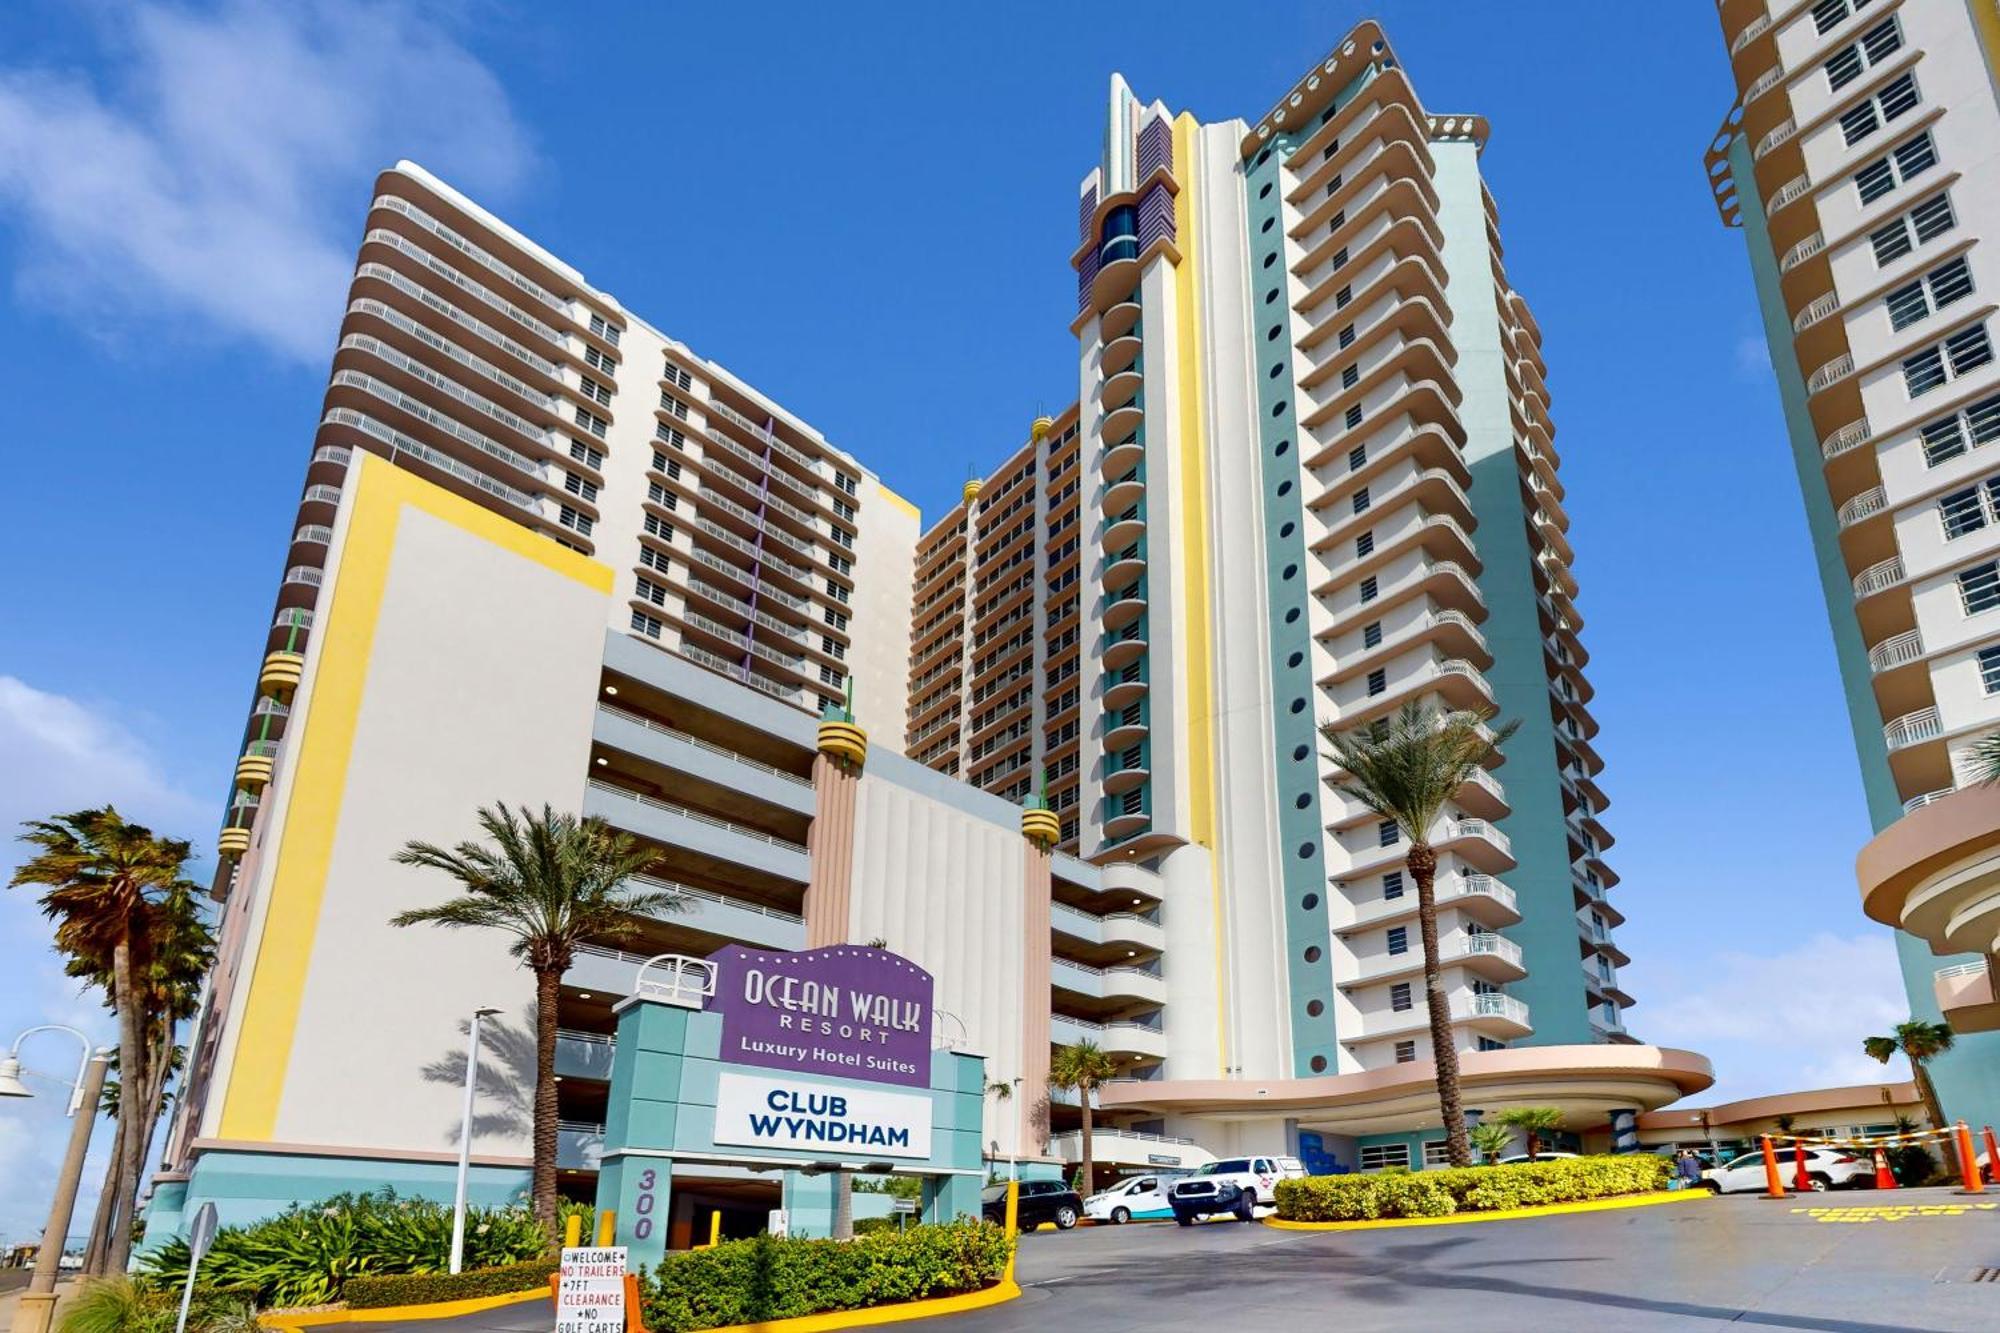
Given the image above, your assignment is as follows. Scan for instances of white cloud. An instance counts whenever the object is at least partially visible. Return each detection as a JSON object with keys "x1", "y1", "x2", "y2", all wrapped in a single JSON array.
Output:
[
  {"x1": 1734, "y1": 332, "x2": 1773, "y2": 381},
  {"x1": 1633, "y1": 931, "x2": 1912, "y2": 1105},
  {"x1": 0, "y1": 0, "x2": 533, "y2": 362},
  {"x1": 0, "y1": 676, "x2": 209, "y2": 1244}
]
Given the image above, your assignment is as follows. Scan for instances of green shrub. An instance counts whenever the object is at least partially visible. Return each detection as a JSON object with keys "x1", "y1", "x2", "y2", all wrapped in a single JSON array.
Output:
[
  {"x1": 850, "y1": 1217, "x2": 899, "y2": 1236},
  {"x1": 1275, "y1": 1154, "x2": 1671, "y2": 1223},
  {"x1": 343, "y1": 1257, "x2": 559, "y2": 1309},
  {"x1": 135, "y1": 1190, "x2": 548, "y2": 1309},
  {"x1": 638, "y1": 1220, "x2": 1011, "y2": 1333},
  {"x1": 58, "y1": 1277, "x2": 260, "y2": 1333}
]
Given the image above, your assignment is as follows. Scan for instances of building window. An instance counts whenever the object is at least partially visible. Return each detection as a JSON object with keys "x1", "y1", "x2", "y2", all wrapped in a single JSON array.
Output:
[
  {"x1": 643, "y1": 513, "x2": 674, "y2": 541},
  {"x1": 656, "y1": 423, "x2": 687, "y2": 449},
  {"x1": 1919, "y1": 392, "x2": 2000, "y2": 467},
  {"x1": 822, "y1": 635, "x2": 846, "y2": 659},
  {"x1": 1345, "y1": 404, "x2": 1363, "y2": 430},
  {"x1": 1825, "y1": 16, "x2": 1902, "y2": 91},
  {"x1": 1977, "y1": 646, "x2": 2000, "y2": 694},
  {"x1": 578, "y1": 375, "x2": 612, "y2": 407},
  {"x1": 1347, "y1": 444, "x2": 1366, "y2": 471},
  {"x1": 558, "y1": 505, "x2": 594, "y2": 537},
  {"x1": 1363, "y1": 621, "x2": 1382, "y2": 649},
  {"x1": 1837, "y1": 72, "x2": 1918, "y2": 148},
  {"x1": 1356, "y1": 531, "x2": 1374, "y2": 558},
  {"x1": 662, "y1": 363, "x2": 691, "y2": 391},
  {"x1": 1341, "y1": 363, "x2": 1360, "y2": 390},
  {"x1": 1367, "y1": 667, "x2": 1387, "y2": 697},
  {"x1": 1811, "y1": 0, "x2": 1874, "y2": 36},
  {"x1": 629, "y1": 609, "x2": 661, "y2": 639},
  {"x1": 834, "y1": 472, "x2": 858, "y2": 497},
  {"x1": 1886, "y1": 257, "x2": 1974, "y2": 332},
  {"x1": 573, "y1": 405, "x2": 608, "y2": 438},
  {"x1": 635, "y1": 576, "x2": 667, "y2": 607},
  {"x1": 1855, "y1": 131, "x2": 1937, "y2": 206},
  {"x1": 1904, "y1": 324, "x2": 1994, "y2": 397},
  {"x1": 1359, "y1": 575, "x2": 1378, "y2": 603},
  {"x1": 1477, "y1": 1037, "x2": 1507, "y2": 1052},
  {"x1": 833, "y1": 497, "x2": 857, "y2": 522},
  {"x1": 569, "y1": 439, "x2": 604, "y2": 469},
  {"x1": 564, "y1": 471, "x2": 599, "y2": 502},
  {"x1": 1390, "y1": 981, "x2": 1413, "y2": 1013},
  {"x1": 589, "y1": 312, "x2": 623, "y2": 347},
  {"x1": 1383, "y1": 870, "x2": 1404, "y2": 899},
  {"x1": 1391, "y1": 1042, "x2": 1417, "y2": 1067},
  {"x1": 829, "y1": 524, "x2": 855, "y2": 550},
  {"x1": 1352, "y1": 488, "x2": 1370, "y2": 517},
  {"x1": 1339, "y1": 325, "x2": 1356, "y2": 350},
  {"x1": 638, "y1": 544, "x2": 669, "y2": 574},
  {"x1": 1378, "y1": 819, "x2": 1400, "y2": 848},
  {"x1": 1938, "y1": 478, "x2": 2000, "y2": 540},
  {"x1": 1335, "y1": 284, "x2": 1352, "y2": 309},
  {"x1": 1360, "y1": 1141, "x2": 1411, "y2": 1170},
  {"x1": 1422, "y1": 1141, "x2": 1453, "y2": 1168},
  {"x1": 1871, "y1": 192, "x2": 1956, "y2": 267},
  {"x1": 819, "y1": 663, "x2": 843, "y2": 687},
  {"x1": 823, "y1": 607, "x2": 849, "y2": 632},
  {"x1": 829, "y1": 552, "x2": 853, "y2": 575},
  {"x1": 1387, "y1": 925, "x2": 1409, "y2": 955},
  {"x1": 1959, "y1": 560, "x2": 2000, "y2": 615}
]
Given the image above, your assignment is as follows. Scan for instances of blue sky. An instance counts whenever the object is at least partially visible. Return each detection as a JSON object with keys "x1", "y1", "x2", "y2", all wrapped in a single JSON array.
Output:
[{"x1": 0, "y1": 1, "x2": 1916, "y2": 1240}]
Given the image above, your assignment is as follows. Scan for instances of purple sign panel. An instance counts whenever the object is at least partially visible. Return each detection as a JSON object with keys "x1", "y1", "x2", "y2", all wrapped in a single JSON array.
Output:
[{"x1": 705, "y1": 944, "x2": 934, "y2": 1088}]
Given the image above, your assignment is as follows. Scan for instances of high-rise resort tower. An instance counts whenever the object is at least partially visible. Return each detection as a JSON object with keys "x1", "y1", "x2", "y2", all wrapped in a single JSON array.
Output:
[
  {"x1": 151, "y1": 24, "x2": 1706, "y2": 1244},
  {"x1": 1705, "y1": 0, "x2": 2000, "y2": 1132}
]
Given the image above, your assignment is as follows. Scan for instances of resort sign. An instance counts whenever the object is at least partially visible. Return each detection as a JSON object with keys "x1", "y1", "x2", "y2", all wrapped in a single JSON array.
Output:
[
  {"x1": 706, "y1": 944, "x2": 934, "y2": 1088},
  {"x1": 713, "y1": 1070, "x2": 933, "y2": 1159}
]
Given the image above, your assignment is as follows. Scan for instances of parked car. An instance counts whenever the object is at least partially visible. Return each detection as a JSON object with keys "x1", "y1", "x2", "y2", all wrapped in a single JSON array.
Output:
[
  {"x1": 1083, "y1": 1172, "x2": 1185, "y2": 1224},
  {"x1": 982, "y1": 1178, "x2": 1083, "y2": 1230},
  {"x1": 1703, "y1": 1147, "x2": 1872, "y2": 1193},
  {"x1": 1166, "y1": 1155, "x2": 1306, "y2": 1225},
  {"x1": 1496, "y1": 1151, "x2": 1580, "y2": 1165}
]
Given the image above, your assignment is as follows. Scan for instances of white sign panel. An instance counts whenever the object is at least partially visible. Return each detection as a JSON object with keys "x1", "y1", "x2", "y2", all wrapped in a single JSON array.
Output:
[
  {"x1": 556, "y1": 1247, "x2": 625, "y2": 1333},
  {"x1": 713, "y1": 1070, "x2": 932, "y2": 1160}
]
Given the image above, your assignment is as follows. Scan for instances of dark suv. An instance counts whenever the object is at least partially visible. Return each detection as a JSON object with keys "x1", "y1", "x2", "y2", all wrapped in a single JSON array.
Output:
[{"x1": 982, "y1": 1179, "x2": 1083, "y2": 1231}]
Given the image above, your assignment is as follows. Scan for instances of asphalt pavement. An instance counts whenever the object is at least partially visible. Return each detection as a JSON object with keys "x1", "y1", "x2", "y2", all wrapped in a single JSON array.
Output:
[{"x1": 925, "y1": 1188, "x2": 2000, "y2": 1333}]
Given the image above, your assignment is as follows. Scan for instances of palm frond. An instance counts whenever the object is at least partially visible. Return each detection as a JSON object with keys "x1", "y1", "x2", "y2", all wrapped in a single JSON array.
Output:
[{"x1": 1320, "y1": 702, "x2": 1519, "y2": 846}]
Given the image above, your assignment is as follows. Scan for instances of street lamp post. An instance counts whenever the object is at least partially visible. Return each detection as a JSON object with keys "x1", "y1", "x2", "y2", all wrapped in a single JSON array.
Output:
[
  {"x1": 0, "y1": 1026, "x2": 112, "y2": 1333},
  {"x1": 448, "y1": 1007, "x2": 501, "y2": 1276}
]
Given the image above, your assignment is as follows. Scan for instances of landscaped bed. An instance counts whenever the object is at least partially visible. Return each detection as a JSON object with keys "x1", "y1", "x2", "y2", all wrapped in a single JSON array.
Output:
[{"x1": 1274, "y1": 1154, "x2": 1674, "y2": 1223}]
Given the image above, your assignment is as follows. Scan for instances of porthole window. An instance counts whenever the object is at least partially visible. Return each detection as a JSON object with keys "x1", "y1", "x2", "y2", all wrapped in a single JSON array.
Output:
[
  {"x1": 1275, "y1": 439, "x2": 1290, "y2": 456},
  {"x1": 1280, "y1": 521, "x2": 1295, "y2": 537},
  {"x1": 1306, "y1": 999, "x2": 1325, "y2": 1017},
  {"x1": 1310, "y1": 1054, "x2": 1328, "y2": 1073},
  {"x1": 1272, "y1": 400, "x2": 1288, "y2": 417},
  {"x1": 1257, "y1": 149, "x2": 1272, "y2": 166},
  {"x1": 1268, "y1": 325, "x2": 1282, "y2": 341},
  {"x1": 1289, "y1": 697, "x2": 1306, "y2": 714},
  {"x1": 1269, "y1": 363, "x2": 1284, "y2": 379},
  {"x1": 1259, "y1": 182, "x2": 1273, "y2": 199},
  {"x1": 1266, "y1": 289, "x2": 1280, "y2": 305},
  {"x1": 1302, "y1": 893, "x2": 1319, "y2": 910},
  {"x1": 1283, "y1": 563, "x2": 1297, "y2": 580},
  {"x1": 1278, "y1": 479, "x2": 1293, "y2": 496},
  {"x1": 1287, "y1": 650, "x2": 1303, "y2": 668},
  {"x1": 1295, "y1": 793, "x2": 1311, "y2": 809},
  {"x1": 1284, "y1": 607, "x2": 1300, "y2": 624},
  {"x1": 1263, "y1": 253, "x2": 1277, "y2": 269},
  {"x1": 1298, "y1": 841, "x2": 1316, "y2": 858},
  {"x1": 1261, "y1": 217, "x2": 1275, "y2": 233},
  {"x1": 1292, "y1": 744, "x2": 1309, "y2": 761},
  {"x1": 1304, "y1": 946, "x2": 1322, "y2": 963}
]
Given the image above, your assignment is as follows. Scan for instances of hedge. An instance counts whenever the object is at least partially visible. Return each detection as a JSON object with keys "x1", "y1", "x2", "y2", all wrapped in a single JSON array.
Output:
[
  {"x1": 1275, "y1": 1154, "x2": 1672, "y2": 1222},
  {"x1": 638, "y1": 1221, "x2": 1011, "y2": 1333},
  {"x1": 342, "y1": 1257, "x2": 559, "y2": 1309}
]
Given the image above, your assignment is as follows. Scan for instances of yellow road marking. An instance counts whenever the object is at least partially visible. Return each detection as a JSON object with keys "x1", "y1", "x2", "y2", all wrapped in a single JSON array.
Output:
[{"x1": 1789, "y1": 1203, "x2": 1998, "y2": 1223}]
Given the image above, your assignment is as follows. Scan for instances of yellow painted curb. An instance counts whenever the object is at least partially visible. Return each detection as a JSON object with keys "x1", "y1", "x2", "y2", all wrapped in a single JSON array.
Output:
[
  {"x1": 691, "y1": 1280, "x2": 1022, "y2": 1333},
  {"x1": 1262, "y1": 1189, "x2": 1708, "y2": 1232},
  {"x1": 259, "y1": 1286, "x2": 549, "y2": 1329}
]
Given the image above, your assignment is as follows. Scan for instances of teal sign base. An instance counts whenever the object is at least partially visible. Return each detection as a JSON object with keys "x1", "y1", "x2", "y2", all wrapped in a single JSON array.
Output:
[{"x1": 594, "y1": 995, "x2": 987, "y2": 1271}]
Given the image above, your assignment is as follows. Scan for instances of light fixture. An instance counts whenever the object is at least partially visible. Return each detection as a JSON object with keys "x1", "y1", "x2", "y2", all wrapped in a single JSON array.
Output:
[
  {"x1": 579, "y1": 993, "x2": 593, "y2": 1001},
  {"x1": 0, "y1": 1056, "x2": 29, "y2": 1099},
  {"x1": 1126, "y1": 950, "x2": 1136, "y2": 957},
  {"x1": 604, "y1": 685, "x2": 619, "y2": 696},
  {"x1": 595, "y1": 757, "x2": 608, "y2": 766}
]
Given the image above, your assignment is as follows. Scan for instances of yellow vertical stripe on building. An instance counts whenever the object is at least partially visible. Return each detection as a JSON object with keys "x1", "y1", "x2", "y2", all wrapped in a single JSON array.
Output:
[
  {"x1": 1171, "y1": 113, "x2": 1228, "y2": 1075},
  {"x1": 217, "y1": 458, "x2": 609, "y2": 1138},
  {"x1": 1972, "y1": 0, "x2": 2000, "y2": 87}
]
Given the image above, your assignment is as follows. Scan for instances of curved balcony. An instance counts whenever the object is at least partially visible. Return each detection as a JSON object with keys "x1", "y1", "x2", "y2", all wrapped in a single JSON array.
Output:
[
  {"x1": 1743, "y1": 64, "x2": 1784, "y2": 103},
  {"x1": 1101, "y1": 366, "x2": 1143, "y2": 413},
  {"x1": 1103, "y1": 469, "x2": 1144, "y2": 513},
  {"x1": 1052, "y1": 957, "x2": 1165, "y2": 1006},
  {"x1": 1101, "y1": 298, "x2": 1141, "y2": 342},
  {"x1": 1442, "y1": 817, "x2": 1515, "y2": 875},
  {"x1": 1868, "y1": 630, "x2": 1924, "y2": 674},
  {"x1": 1102, "y1": 401, "x2": 1143, "y2": 445},
  {"x1": 1851, "y1": 556, "x2": 1906, "y2": 606},
  {"x1": 1768, "y1": 172, "x2": 1813, "y2": 214},
  {"x1": 1050, "y1": 1015, "x2": 1169, "y2": 1064},
  {"x1": 234, "y1": 741, "x2": 278, "y2": 790},
  {"x1": 1102, "y1": 542, "x2": 1145, "y2": 588},
  {"x1": 1102, "y1": 746, "x2": 1150, "y2": 796},
  {"x1": 1837, "y1": 486, "x2": 1887, "y2": 528},
  {"x1": 1102, "y1": 587, "x2": 1147, "y2": 632},
  {"x1": 1100, "y1": 434, "x2": 1144, "y2": 480},
  {"x1": 1452, "y1": 874, "x2": 1521, "y2": 927},
  {"x1": 1051, "y1": 902, "x2": 1166, "y2": 953},
  {"x1": 1883, "y1": 707, "x2": 1941, "y2": 751},
  {"x1": 1101, "y1": 506, "x2": 1146, "y2": 552},
  {"x1": 1806, "y1": 352, "x2": 1855, "y2": 395},
  {"x1": 1104, "y1": 707, "x2": 1149, "y2": 752},
  {"x1": 1780, "y1": 231, "x2": 1826, "y2": 274},
  {"x1": 1101, "y1": 333, "x2": 1143, "y2": 378},
  {"x1": 1102, "y1": 620, "x2": 1148, "y2": 671},
  {"x1": 1859, "y1": 787, "x2": 2000, "y2": 975},
  {"x1": 1793, "y1": 292, "x2": 1839, "y2": 334},
  {"x1": 1103, "y1": 662, "x2": 1148, "y2": 711},
  {"x1": 1753, "y1": 117, "x2": 1797, "y2": 162},
  {"x1": 217, "y1": 825, "x2": 252, "y2": 857},
  {"x1": 259, "y1": 651, "x2": 306, "y2": 696},
  {"x1": 1459, "y1": 991, "x2": 1532, "y2": 1038},
  {"x1": 1454, "y1": 932, "x2": 1527, "y2": 982},
  {"x1": 1821, "y1": 418, "x2": 1873, "y2": 460},
  {"x1": 1729, "y1": 11, "x2": 1772, "y2": 57}
]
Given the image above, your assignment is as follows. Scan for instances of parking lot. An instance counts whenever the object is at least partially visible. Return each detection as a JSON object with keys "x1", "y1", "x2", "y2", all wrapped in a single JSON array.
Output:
[{"x1": 921, "y1": 1188, "x2": 2000, "y2": 1333}]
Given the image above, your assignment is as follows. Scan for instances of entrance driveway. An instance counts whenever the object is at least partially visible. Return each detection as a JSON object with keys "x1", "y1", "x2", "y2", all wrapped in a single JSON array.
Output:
[{"x1": 927, "y1": 1188, "x2": 2000, "y2": 1333}]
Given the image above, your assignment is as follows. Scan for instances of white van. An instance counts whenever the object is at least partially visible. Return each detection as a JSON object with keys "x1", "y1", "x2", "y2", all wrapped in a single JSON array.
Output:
[{"x1": 1083, "y1": 1172, "x2": 1184, "y2": 1224}]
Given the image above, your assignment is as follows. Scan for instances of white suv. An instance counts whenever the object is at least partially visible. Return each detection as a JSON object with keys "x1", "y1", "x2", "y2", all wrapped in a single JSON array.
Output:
[
  {"x1": 1165, "y1": 1155, "x2": 1307, "y2": 1224},
  {"x1": 1703, "y1": 1146, "x2": 1872, "y2": 1193}
]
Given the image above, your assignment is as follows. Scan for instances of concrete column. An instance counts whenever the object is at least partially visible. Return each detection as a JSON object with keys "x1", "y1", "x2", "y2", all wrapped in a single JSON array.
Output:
[
  {"x1": 1019, "y1": 840, "x2": 1053, "y2": 1155},
  {"x1": 804, "y1": 751, "x2": 861, "y2": 947}
]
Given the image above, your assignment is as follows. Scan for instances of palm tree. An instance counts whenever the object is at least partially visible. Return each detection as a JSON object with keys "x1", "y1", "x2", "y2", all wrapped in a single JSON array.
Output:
[
  {"x1": 1047, "y1": 1040, "x2": 1118, "y2": 1198},
  {"x1": 1322, "y1": 703, "x2": 1518, "y2": 1168},
  {"x1": 12, "y1": 807, "x2": 192, "y2": 1273},
  {"x1": 1864, "y1": 1019, "x2": 1955, "y2": 1141},
  {"x1": 390, "y1": 803, "x2": 680, "y2": 1230},
  {"x1": 1468, "y1": 1121, "x2": 1512, "y2": 1165},
  {"x1": 986, "y1": 1079, "x2": 1017, "y2": 1178},
  {"x1": 1493, "y1": 1106, "x2": 1564, "y2": 1162},
  {"x1": 1966, "y1": 730, "x2": 2000, "y2": 785}
]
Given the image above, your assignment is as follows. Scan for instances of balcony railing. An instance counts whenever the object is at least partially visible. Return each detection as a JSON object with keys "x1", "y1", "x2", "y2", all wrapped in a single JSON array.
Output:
[
  {"x1": 1768, "y1": 173, "x2": 1813, "y2": 212},
  {"x1": 1904, "y1": 787, "x2": 1956, "y2": 814},
  {"x1": 1807, "y1": 353, "x2": 1855, "y2": 393},
  {"x1": 1853, "y1": 555, "x2": 1905, "y2": 597},
  {"x1": 596, "y1": 702, "x2": 811, "y2": 787},
  {"x1": 1457, "y1": 934, "x2": 1523, "y2": 966},
  {"x1": 1461, "y1": 993, "x2": 1530, "y2": 1025},
  {"x1": 1868, "y1": 630, "x2": 1923, "y2": 673},
  {"x1": 1837, "y1": 486, "x2": 1886, "y2": 527},
  {"x1": 1744, "y1": 64, "x2": 1784, "y2": 100},
  {"x1": 1450, "y1": 874, "x2": 1517, "y2": 913},
  {"x1": 1883, "y1": 707, "x2": 1942, "y2": 751},
  {"x1": 1450, "y1": 818, "x2": 1512, "y2": 856},
  {"x1": 1754, "y1": 117, "x2": 1798, "y2": 161},
  {"x1": 586, "y1": 779, "x2": 807, "y2": 851},
  {"x1": 1729, "y1": 12, "x2": 1772, "y2": 55},
  {"x1": 1821, "y1": 418, "x2": 1873, "y2": 459},
  {"x1": 1781, "y1": 232, "x2": 1826, "y2": 273},
  {"x1": 1794, "y1": 292, "x2": 1840, "y2": 333}
]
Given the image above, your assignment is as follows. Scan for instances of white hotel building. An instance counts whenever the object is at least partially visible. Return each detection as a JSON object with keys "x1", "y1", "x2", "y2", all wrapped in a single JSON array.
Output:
[
  {"x1": 1705, "y1": 0, "x2": 2000, "y2": 1131},
  {"x1": 153, "y1": 24, "x2": 1708, "y2": 1239}
]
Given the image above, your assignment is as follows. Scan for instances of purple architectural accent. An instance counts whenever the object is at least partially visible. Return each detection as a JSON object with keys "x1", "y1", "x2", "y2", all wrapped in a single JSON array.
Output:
[
  {"x1": 705, "y1": 943, "x2": 936, "y2": 1088},
  {"x1": 1078, "y1": 185, "x2": 1099, "y2": 244},
  {"x1": 1135, "y1": 117, "x2": 1172, "y2": 181},
  {"x1": 738, "y1": 421, "x2": 777, "y2": 679},
  {"x1": 1077, "y1": 246, "x2": 1101, "y2": 314},
  {"x1": 1136, "y1": 183, "x2": 1176, "y2": 253}
]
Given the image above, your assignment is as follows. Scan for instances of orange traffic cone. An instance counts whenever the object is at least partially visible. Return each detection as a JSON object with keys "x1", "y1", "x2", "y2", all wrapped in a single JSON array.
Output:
[{"x1": 1872, "y1": 1148, "x2": 1896, "y2": 1190}]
